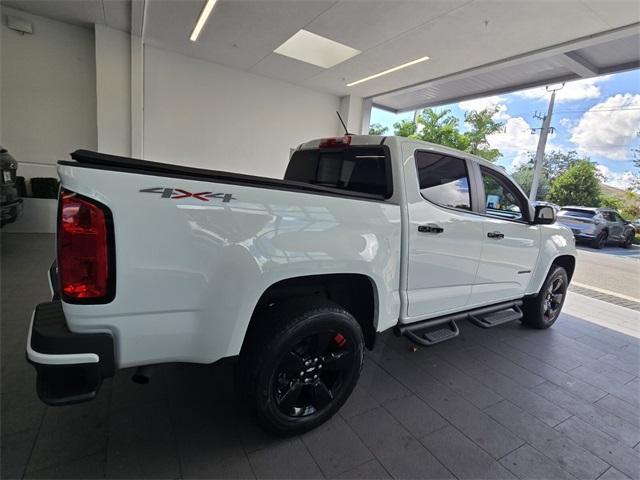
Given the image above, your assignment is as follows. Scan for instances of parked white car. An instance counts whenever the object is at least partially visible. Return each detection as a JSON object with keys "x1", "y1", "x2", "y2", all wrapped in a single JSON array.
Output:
[{"x1": 27, "y1": 135, "x2": 576, "y2": 434}]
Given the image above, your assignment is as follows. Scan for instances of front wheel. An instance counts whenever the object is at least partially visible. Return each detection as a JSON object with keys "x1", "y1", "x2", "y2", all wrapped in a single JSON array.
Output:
[
  {"x1": 592, "y1": 230, "x2": 608, "y2": 249},
  {"x1": 621, "y1": 231, "x2": 634, "y2": 249},
  {"x1": 243, "y1": 299, "x2": 364, "y2": 436},
  {"x1": 521, "y1": 265, "x2": 568, "y2": 329}
]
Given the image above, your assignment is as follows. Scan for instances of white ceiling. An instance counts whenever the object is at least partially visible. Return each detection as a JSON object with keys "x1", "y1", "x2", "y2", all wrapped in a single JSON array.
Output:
[
  {"x1": 3, "y1": 0, "x2": 639, "y2": 108},
  {"x1": 141, "y1": 0, "x2": 640, "y2": 101},
  {"x1": 1, "y1": 0, "x2": 132, "y2": 31}
]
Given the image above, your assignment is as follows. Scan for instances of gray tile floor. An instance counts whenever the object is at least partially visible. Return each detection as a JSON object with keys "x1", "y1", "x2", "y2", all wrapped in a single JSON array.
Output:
[{"x1": 2, "y1": 233, "x2": 639, "y2": 480}]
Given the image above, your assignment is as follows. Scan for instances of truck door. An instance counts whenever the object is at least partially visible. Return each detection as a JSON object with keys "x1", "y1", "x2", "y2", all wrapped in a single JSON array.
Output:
[
  {"x1": 404, "y1": 149, "x2": 484, "y2": 320},
  {"x1": 468, "y1": 166, "x2": 541, "y2": 305}
]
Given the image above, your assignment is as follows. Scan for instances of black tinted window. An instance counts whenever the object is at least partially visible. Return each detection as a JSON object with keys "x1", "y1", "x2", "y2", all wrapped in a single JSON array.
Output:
[
  {"x1": 285, "y1": 147, "x2": 391, "y2": 198},
  {"x1": 415, "y1": 152, "x2": 471, "y2": 210}
]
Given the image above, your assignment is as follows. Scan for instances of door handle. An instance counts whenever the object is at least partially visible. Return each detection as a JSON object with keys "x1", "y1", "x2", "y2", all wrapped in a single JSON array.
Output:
[
  {"x1": 418, "y1": 224, "x2": 444, "y2": 234},
  {"x1": 487, "y1": 231, "x2": 504, "y2": 239}
]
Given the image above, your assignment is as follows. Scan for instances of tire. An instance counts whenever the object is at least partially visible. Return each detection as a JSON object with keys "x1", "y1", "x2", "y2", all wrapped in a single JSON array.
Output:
[
  {"x1": 521, "y1": 265, "x2": 568, "y2": 329},
  {"x1": 591, "y1": 230, "x2": 608, "y2": 249},
  {"x1": 621, "y1": 231, "x2": 634, "y2": 249},
  {"x1": 242, "y1": 297, "x2": 364, "y2": 436}
]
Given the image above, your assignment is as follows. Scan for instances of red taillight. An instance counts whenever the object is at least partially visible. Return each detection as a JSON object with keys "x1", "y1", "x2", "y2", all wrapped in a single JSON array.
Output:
[
  {"x1": 58, "y1": 189, "x2": 113, "y2": 303},
  {"x1": 319, "y1": 136, "x2": 351, "y2": 148}
]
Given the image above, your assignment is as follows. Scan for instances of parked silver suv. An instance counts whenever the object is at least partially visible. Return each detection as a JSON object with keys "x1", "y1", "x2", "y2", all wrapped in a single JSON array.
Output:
[{"x1": 557, "y1": 206, "x2": 635, "y2": 249}]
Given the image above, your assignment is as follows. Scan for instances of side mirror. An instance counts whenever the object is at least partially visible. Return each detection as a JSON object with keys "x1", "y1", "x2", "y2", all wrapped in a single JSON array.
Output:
[{"x1": 534, "y1": 205, "x2": 555, "y2": 225}]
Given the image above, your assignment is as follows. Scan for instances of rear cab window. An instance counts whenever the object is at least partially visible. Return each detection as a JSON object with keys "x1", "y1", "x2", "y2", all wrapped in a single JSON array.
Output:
[{"x1": 285, "y1": 145, "x2": 392, "y2": 199}]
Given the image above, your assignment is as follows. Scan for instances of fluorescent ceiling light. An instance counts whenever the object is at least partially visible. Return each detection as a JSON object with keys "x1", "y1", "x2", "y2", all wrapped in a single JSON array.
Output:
[
  {"x1": 190, "y1": 0, "x2": 218, "y2": 42},
  {"x1": 346, "y1": 56, "x2": 430, "y2": 87},
  {"x1": 274, "y1": 29, "x2": 360, "y2": 69}
]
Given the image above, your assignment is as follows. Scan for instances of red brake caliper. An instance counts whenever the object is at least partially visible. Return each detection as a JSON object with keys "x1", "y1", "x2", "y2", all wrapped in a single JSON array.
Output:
[{"x1": 334, "y1": 333, "x2": 346, "y2": 348}]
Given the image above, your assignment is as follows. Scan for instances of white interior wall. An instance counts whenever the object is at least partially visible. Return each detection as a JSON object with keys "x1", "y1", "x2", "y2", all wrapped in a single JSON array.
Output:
[
  {"x1": 95, "y1": 24, "x2": 131, "y2": 157},
  {"x1": 1, "y1": 7, "x2": 97, "y2": 183},
  {"x1": 143, "y1": 46, "x2": 341, "y2": 178}
]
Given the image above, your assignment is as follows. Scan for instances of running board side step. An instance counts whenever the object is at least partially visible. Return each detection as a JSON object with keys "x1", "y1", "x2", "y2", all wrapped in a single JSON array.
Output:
[
  {"x1": 469, "y1": 305, "x2": 522, "y2": 328},
  {"x1": 395, "y1": 300, "x2": 523, "y2": 347}
]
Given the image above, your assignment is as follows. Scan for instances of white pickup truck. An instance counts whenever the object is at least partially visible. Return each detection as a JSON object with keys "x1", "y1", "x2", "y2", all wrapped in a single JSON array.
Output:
[{"x1": 27, "y1": 135, "x2": 576, "y2": 435}]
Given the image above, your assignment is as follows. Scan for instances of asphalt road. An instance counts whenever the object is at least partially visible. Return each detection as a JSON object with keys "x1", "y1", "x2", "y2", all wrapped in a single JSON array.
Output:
[{"x1": 572, "y1": 244, "x2": 640, "y2": 300}]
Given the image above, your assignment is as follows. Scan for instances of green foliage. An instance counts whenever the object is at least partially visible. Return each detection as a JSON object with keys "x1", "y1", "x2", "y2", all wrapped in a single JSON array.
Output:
[
  {"x1": 30, "y1": 177, "x2": 60, "y2": 199},
  {"x1": 463, "y1": 107, "x2": 505, "y2": 162},
  {"x1": 391, "y1": 107, "x2": 504, "y2": 162},
  {"x1": 512, "y1": 166, "x2": 549, "y2": 201},
  {"x1": 525, "y1": 150, "x2": 588, "y2": 183},
  {"x1": 392, "y1": 119, "x2": 418, "y2": 138},
  {"x1": 548, "y1": 161, "x2": 601, "y2": 207},
  {"x1": 599, "y1": 194, "x2": 623, "y2": 210},
  {"x1": 368, "y1": 123, "x2": 389, "y2": 135},
  {"x1": 415, "y1": 109, "x2": 470, "y2": 151},
  {"x1": 620, "y1": 190, "x2": 640, "y2": 220}
]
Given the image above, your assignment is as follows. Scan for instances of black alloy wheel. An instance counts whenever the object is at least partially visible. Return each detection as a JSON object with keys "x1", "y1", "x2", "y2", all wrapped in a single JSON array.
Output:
[
  {"x1": 521, "y1": 265, "x2": 568, "y2": 329},
  {"x1": 243, "y1": 298, "x2": 364, "y2": 436},
  {"x1": 542, "y1": 276, "x2": 565, "y2": 323},
  {"x1": 273, "y1": 331, "x2": 356, "y2": 418}
]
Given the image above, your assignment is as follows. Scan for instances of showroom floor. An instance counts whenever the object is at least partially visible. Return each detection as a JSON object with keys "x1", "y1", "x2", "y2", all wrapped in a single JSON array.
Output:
[{"x1": 2, "y1": 234, "x2": 639, "y2": 480}]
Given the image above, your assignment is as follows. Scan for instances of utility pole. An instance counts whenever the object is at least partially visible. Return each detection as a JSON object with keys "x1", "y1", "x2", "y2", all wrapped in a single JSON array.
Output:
[{"x1": 529, "y1": 84, "x2": 564, "y2": 201}]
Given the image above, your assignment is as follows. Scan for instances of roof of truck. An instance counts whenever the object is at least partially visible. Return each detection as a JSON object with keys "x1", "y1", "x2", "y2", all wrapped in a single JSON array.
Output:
[{"x1": 297, "y1": 135, "x2": 501, "y2": 171}]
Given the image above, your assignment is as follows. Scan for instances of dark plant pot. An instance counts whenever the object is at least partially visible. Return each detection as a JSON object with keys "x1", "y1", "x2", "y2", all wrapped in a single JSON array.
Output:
[
  {"x1": 16, "y1": 176, "x2": 26, "y2": 198},
  {"x1": 30, "y1": 177, "x2": 60, "y2": 199}
]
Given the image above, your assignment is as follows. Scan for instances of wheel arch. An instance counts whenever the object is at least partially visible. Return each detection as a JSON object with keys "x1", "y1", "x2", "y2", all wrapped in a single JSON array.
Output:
[
  {"x1": 241, "y1": 274, "x2": 379, "y2": 355},
  {"x1": 552, "y1": 255, "x2": 575, "y2": 283}
]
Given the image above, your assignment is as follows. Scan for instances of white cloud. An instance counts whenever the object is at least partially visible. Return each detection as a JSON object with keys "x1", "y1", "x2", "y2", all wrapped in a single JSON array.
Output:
[
  {"x1": 559, "y1": 118, "x2": 577, "y2": 130},
  {"x1": 597, "y1": 164, "x2": 637, "y2": 191},
  {"x1": 570, "y1": 93, "x2": 640, "y2": 160},
  {"x1": 514, "y1": 76, "x2": 610, "y2": 103},
  {"x1": 459, "y1": 95, "x2": 509, "y2": 119}
]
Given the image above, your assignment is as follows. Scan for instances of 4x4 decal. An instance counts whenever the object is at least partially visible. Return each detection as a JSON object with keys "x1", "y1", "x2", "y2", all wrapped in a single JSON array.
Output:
[{"x1": 140, "y1": 187, "x2": 235, "y2": 203}]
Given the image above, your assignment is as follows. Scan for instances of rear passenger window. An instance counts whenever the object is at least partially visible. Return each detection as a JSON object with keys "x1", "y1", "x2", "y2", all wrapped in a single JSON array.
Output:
[
  {"x1": 285, "y1": 147, "x2": 391, "y2": 198},
  {"x1": 414, "y1": 151, "x2": 471, "y2": 210}
]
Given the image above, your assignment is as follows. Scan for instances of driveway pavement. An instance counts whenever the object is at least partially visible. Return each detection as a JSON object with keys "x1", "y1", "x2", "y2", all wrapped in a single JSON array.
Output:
[
  {"x1": 573, "y1": 245, "x2": 640, "y2": 300},
  {"x1": 2, "y1": 233, "x2": 639, "y2": 480}
]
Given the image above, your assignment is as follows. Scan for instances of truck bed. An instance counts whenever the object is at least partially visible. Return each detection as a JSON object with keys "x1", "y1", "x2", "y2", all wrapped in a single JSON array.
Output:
[{"x1": 61, "y1": 150, "x2": 387, "y2": 202}]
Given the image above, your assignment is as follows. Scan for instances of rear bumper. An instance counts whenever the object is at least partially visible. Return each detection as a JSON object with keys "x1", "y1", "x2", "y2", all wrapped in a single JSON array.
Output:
[{"x1": 26, "y1": 301, "x2": 114, "y2": 406}]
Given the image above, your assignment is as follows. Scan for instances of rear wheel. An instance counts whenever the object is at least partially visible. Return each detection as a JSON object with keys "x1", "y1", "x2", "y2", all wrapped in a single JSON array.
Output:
[
  {"x1": 521, "y1": 265, "x2": 568, "y2": 329},
  {"x1": 242, "y1": 298, "x2": 364, "y2": 436},
  {"x1": 592, "y1": 230, "x2": 608, "y2": 249}
]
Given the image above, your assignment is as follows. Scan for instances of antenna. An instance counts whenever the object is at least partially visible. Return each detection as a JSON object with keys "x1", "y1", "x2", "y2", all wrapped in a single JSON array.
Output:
[{"x1": 336, "y1": 111, "x2": 352, "y2": 135}]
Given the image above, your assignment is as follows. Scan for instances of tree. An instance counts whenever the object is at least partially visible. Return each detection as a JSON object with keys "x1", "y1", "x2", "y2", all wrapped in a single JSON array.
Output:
[
  {"x1": 391, "y1": 107, "x2": 504, "y2": 162},
  {"x1": 599, "y1": 194, "x2": 623, "y2": 210},
  {"x1": 512, "y1": 166, "x2": 550, "y2": 201},
  {"x1": 548, "y1": 160, "x2": 601, "y2": 206},
  {"x1": 393, "y1": 119, "x2": 418, "y2": 138},
  {"x1": 525, "y1": 150, "x2": 586, "y2": 183},
  {"x1": 368, "y1": 123, "x2": 388, "y2": 135},
  {"x1": 415, "y1": 108, "x2": 470, "y2": 151},
  {"x1": 463, "y1": 107, "x2": 505, "y2": 162}
]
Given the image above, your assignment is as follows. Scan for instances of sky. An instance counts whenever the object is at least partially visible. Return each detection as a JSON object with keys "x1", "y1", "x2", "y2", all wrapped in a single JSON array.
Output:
[{"x1": 370, "y1": 69, "x2": 640, "y2": 190}]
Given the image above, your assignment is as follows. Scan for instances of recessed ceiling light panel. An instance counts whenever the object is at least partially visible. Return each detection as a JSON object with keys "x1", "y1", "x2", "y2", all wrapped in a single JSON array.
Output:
[
  {"x1": 274, "y1": 29, "x2": 360, "y2": 69},
  {"x1": 347, "y1": 56, "x2": 430, "y2": 87}
]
